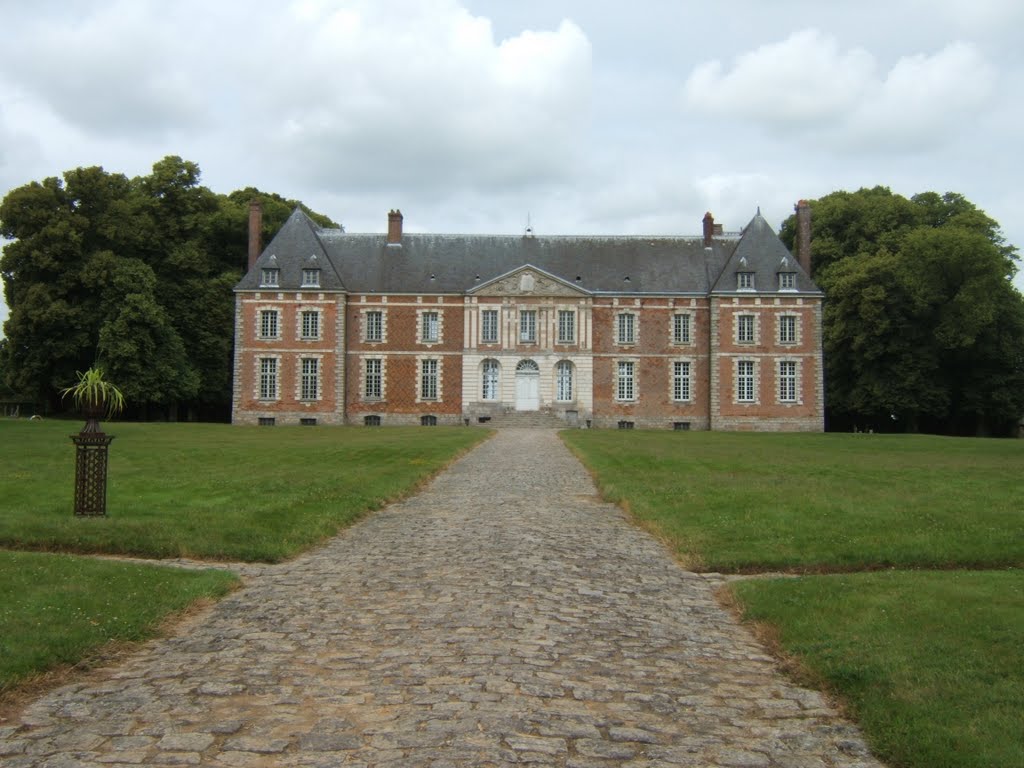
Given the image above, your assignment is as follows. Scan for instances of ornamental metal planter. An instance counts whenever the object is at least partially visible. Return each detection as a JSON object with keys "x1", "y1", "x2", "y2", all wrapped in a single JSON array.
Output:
[{"x1": 71, "y1": 408, "x2": 114, "y2": 517}]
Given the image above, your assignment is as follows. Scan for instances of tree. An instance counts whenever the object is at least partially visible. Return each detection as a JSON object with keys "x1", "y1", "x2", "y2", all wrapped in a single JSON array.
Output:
[
  {"x1": 781, "y1": 187, "x2": 1024, "y2": 435},
  {"x1": 0, "y1": 157, "x2": 335, "y2": 419}
]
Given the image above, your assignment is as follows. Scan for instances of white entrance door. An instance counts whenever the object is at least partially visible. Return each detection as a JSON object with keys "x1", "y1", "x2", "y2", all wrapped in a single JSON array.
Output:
[{"x1": 515, "y1": 359, "x2": 540, "y2": 411}]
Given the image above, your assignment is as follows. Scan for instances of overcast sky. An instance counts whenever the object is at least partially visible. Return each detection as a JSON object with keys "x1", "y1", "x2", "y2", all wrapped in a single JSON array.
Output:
[{"x1": 3, "y1": 0, "x2": 1023, "y2": 331}]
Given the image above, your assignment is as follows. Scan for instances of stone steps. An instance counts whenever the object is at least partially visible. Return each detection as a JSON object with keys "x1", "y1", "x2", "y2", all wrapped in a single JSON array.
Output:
[{"x1": 473, "y1": 410, "x2": 571, "y2": 429}]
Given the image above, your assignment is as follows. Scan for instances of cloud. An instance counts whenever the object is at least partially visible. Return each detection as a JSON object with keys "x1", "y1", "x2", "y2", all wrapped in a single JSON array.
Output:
[{"x1": 682, "y1": 29, "x2": 996, "y2": 151}]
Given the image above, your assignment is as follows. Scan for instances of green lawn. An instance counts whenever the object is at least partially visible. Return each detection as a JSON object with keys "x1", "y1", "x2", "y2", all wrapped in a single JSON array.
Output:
[
  {"x1": 0, "y1": 550, "x2": 238, "y2": 695},
  {"x1": 734, "y1": 571, "x2": 1024, "y2": 768},
  {"x1": 561, "y1": 430, "x2": 1024, "y2": 572},
  {"x1": 0, "y1": 420, "x2": 489, "y2": 562}
]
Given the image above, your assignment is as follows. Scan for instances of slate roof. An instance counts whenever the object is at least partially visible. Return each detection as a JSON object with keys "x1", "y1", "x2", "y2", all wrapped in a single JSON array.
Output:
[{"x1": 236, "y1": 208, "x2": 821, "y2": 296}]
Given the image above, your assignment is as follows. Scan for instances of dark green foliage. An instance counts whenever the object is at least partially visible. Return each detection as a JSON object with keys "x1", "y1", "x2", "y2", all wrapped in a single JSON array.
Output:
[
  {"x1": 0, "y1": 158, "x2": 334, "y2": 418},
  {"x1": 780, "y1": 187, "x2": 1024, "y2": 434}
]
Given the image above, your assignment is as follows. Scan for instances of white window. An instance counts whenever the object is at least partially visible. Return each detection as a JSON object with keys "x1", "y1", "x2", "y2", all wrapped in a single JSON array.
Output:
[
  {"x1": 616, "y1": 360, "x2": 636, "y2": 401},
  {"x1": 301, "y1": 268, "x2": 320, "y2": 287},
  {"x1": 364, "y1": 358, "x2": 382, "y2": 399},
  {"x1": 365, "y1": 310, "x2": 383, "y2": 342},
  {"x1": 737, "y1": 314, "x2": 755, "y2": 344},
  {"x1": 259, "y1": 358, "x2": 278, "y2": 399},
  {"x1": 737, "y1": 272, "x2": 754, "y2": 291},
  {"x1": 481, "y1": 359, "x2": 499, "y2": 400},
  {"x1": 672, "y1": 361, "x2": 691, "y2": 402},
  {"x1": 556, "y1": 361, "x2": 573, "y2": 401},
  {"x1": 737, "y1": 360, "x2": 755, "y2": 402},
  {"x1": 421, "y1": 311, "x2": 440, "y2": 343},
  {"x1": 259, "y1": 309, "x2": 279, "y2": 339},
  {"x1": 520, "y1": 310, "x2": 537, "y2": 343},
  {"x1": 778, "y1": 315, "x2": 797, "y2": 345},
  {"x1": 260, "y1": 268, "x2": 279, "y2": 287},
  {"x1": 300, "y1": 358, "x2": 319, "y2": 400},
  {"x1": 481, "y1": 309, "x2": 499, "y2": 344},
  {"x1": 617, "y1": 313, "x2": 636, "y2": 344},
  {"x1": 420, "y1": 359, "x2": 438, "y2": 400},
  {"x1": 300, "y1": 310, "x2": 320, "y2": 340},
  {"x1": 779, "y1": 360, "x2": 797, "y2": 402},
  {"x1": 557, "y1": 310, "x2": 575, "y2": 344},
  {"x1": 779, "y1": 272, "x2": 797, "y2": 291},
  {"x1": 673, "y1": 313, "x2": 691, "y2": 344}
]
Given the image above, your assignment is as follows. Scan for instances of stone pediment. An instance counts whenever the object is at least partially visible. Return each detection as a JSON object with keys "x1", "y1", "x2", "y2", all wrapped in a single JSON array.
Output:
[{"x1": 471, "y1": 265, "x2": 589, "y2": 297}]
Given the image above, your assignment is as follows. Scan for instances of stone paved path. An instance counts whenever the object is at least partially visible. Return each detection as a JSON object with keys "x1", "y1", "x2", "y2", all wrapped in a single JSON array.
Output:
[{"x1": 0, "y1": 430, "x2": 883, "y2": 767}]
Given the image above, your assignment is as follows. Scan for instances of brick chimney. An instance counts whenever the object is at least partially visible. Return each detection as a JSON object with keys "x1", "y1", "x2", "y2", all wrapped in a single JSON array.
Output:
[
  {"x1": 247, "y1": 199, "x2": 263, "y2": 272},
  {"x1": 795, "y1": 200, "x2": 812, "y2": 275},
  {"x1": 702, "y1": 211, "x2": 715, "y2": 248},
  {"x1": 387, "y1": 209, "x2": 403, "y2": 245}
]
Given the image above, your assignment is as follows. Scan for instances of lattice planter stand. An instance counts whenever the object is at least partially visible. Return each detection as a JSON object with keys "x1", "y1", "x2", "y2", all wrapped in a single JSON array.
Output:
[{"x1": 70, "y1": 413, "x2": 114, "y2": 517}]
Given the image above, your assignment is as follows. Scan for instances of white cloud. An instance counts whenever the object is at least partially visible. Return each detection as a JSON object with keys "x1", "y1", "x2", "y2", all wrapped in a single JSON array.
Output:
[{"x1": 683, "y1": 30, "x2": 997, "y2": 151}]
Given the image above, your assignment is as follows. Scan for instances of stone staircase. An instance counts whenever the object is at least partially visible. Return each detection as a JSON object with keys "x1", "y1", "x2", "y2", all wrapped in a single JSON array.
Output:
[{"x1": 470, "y1": 409, "x2": 574, "y2": 429}]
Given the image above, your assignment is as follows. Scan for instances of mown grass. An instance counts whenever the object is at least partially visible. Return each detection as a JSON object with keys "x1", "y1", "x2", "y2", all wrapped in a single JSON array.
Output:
[
  {"x1": 0, "y1": 550, "x2": 238, "y2": 695},
  {"x1": 561, "y1": 430, "x2": 1024, "y2": 572},
  {"x1": 0, "y1": 420, "x2": 489, "y2": 562},
  {"x1": 734, "y1": 571, "x2": 1024, "y2": 768}
]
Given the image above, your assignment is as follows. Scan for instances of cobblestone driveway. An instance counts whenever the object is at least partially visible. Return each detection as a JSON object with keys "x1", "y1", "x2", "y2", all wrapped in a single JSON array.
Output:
[{"x1": 1, "y1": 429, "x2": 883, "y2": 767}]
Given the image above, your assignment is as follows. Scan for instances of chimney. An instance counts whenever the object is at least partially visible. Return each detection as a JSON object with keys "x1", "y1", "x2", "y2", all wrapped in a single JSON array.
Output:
[
  {"x1": 795, "y1": 199, "x2": 812, "y2": 275},
  {"x1": 247, "y1": 199, "x2": 263, "y2": 272},
  {"x1": 387, "y1": 209, "x2": 403, "y2": 245},
  {"x1": 702, "y1": 211, "x2": 715, "y2": 248}
]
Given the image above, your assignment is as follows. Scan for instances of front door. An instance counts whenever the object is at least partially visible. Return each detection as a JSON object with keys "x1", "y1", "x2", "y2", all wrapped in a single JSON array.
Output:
[{"x1": 515, "y1": 359, "x2": 540, "y2": 411}]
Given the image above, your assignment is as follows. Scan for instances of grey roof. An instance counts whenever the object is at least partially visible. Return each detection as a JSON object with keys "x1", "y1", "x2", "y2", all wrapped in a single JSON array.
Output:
[
  {"x1": 710, "y1": 212, "x2": 820, "y2": 295},
  {"x1": 236, "y1": 208, "x2": 820, "y2": 296}
]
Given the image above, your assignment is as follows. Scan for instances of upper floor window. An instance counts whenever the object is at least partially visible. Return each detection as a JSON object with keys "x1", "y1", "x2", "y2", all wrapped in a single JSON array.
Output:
[
  {"x1": 481, "y1": 309, "x2": 499, "y2": 344},
  {"x1": 737, "y1": 272, "x2": 754, "y2": 291},
  {"x1": 737, "y1": 360, "x2": 755, "y2": 402},
  {"x1": 300, "y1": 310, "x2": 320, "y2": 340},
  {"x1": 421, "y1": 311, "x2": 440, "y2": 343},
  {"x1": 672, "y1": 313, "x2": 691, "y2": 344},
  {"x1": 778, "y1": 315, "x2": 797, "y2": 345},
  {"x1": 672, "y1": 361, "x2": 692, "y2": 402},
  {"x1": 556, "y1": 361, "x2": 574, "y2": 401},
  {"x1": 557, "y1": 310, "x2": 576, "y2": 344},
  {"x1": 737, "y1": 314, "x2": 755, "y2": 344},
  {"x1": 260, "y1": 268, "x2": 279, "y2": 287},
  {"x1": 259, "y1": 309, "x2": 279, "y2": 339},
  {"x1": 420, "y1": 359, "x2": 439, "y2": 400},
  {"x1": 616, "y1": 313, "x2": 636, "y2": 345},
  {"x1": 520, "y1": 310, "x2": 537, "y2": 343},
  {"x1": 301, "y1": 268, "x2": 320, "y2": 288},
  {"x1": 779, "y1": 272, "x2": 797, "y2": 291},
  {"x1": 779, "y1": 360, "x2": 797, "y2": 402},
  {"x1": 616, "y1": 360, "x2": 636, "y2": 401},
  {"x1": 365, "y1": 310, "x2": 383, "y2": 342},
  {"x1": 300, "y1": 358, "x2": 319, "y2": 400}
]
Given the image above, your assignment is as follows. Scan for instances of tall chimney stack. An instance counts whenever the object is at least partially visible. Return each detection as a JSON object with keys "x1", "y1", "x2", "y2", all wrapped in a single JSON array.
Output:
[
  {"x1": 387, "y1": 209, "x2": 403, "y2": 245},
  {"x1": 702, "y1": 211, "x2": 715, "y2": 248},
  {"x1": 247, "y1": 199, "x2": 263, "y2": 272},
  {"x1": 795, "y1": 200, "x2": 812, "y2": 275}
]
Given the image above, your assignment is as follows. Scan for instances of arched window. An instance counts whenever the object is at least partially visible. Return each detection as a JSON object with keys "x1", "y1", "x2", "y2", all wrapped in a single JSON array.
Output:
[
  {"x1": 482, "y1": 359, "x2": 499, "y2": 400},
  {"x1": 556, "y1": 360, "x2": 573, "y2": 401},
  {"x1": 516, "y1": 359, "x2": 540, "y2": 373}
]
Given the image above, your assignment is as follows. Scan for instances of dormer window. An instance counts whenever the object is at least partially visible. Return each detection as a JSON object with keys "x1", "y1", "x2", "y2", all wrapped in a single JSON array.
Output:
[
  {"x1": 301, "y1": 268, "x2": 321, "y2": 288},
  {"x1": 778, "y1": 272, "x2": 797, "y2": 291},
  {"x1": 260, "y1": 268, "x2": 280, "y2": 287},
  {"x1": 737, "y1": 272, "x2": 754, "y2": 291}
]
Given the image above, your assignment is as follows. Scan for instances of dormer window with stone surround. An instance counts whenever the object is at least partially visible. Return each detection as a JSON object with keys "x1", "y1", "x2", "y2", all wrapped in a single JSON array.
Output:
[
  {"x1": 260, "y1": 268, "x2": 279, "y2": 287},
  {"x1": 737, "y1": 271, "x2": 754, "y2": 291},
  {"x1": 301, "y1": 268, "x2": 321, "y2": 288},
  {"x1": 778, "y1": 272, "x2": 796, "y2": 291}
]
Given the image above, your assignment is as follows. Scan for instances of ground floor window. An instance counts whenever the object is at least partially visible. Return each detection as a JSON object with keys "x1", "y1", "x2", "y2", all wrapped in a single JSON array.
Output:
[
  {"x1": 482, "y1": 359, "x2": 499, "y2": 400},
  {"x1": 737, "y1": 359, "x2": 755, "y2": 402},
  {"x1": 778, "y1": 360, "x2": 797, "y2": 402},
  {"x1": 259, "y1": 358, "x2": 278, "y2": 400},
  {"x1": 556, "y1": 360, "x2": 573, "y2": 401},
  {"x1": 616, "y1": 360, "x2": 636, "y2": 401},
  {"x1": 420, "y1": 358, "x2": 439, "y2": 400},
  {"x1": 672, "y1": 360, "x2": 691, "y2": 401},
  {"x1": 364, "y1": 358, "x2": 383, "y2": 399},
  {"x1": 300, "y1": 358, "x2": 319, "y2": 400}
]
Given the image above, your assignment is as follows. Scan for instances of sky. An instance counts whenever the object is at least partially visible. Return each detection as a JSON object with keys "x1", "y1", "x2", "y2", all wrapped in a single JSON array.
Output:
[{"x1": 2, "y1": 0, "x2": 1023, "y2": 332}]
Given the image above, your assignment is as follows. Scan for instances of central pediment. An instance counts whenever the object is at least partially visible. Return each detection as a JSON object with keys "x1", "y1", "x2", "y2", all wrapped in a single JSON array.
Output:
[{"x1": 470, "y1": 264, "x2": 589, "y2": 297}]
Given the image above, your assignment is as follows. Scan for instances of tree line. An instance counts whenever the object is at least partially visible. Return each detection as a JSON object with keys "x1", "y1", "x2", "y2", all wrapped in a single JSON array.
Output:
[
  {"x1": 780, "y1": 187, "x2": 1024, "y2": 435},
  {"x1": 0, "y1": 156, "x2": 334, "y2": 420},
  {"x1": 3, "y1": 161, "x2": 1023, "y2": 433}
]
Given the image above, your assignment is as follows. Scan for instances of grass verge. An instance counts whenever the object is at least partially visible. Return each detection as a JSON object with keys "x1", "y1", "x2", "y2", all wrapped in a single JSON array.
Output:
[
  {"x1": 0, "y1": 421, "x2": 489, "y2": 562},
  {"x1": 733, "y1": 570, "x2": 1024, "y2": 768},
  {"x1": 560, "y1": 430, "x2": 1024, "y2": 572},
  {"x1": 0, "y1": 550, "x2": 238, "y2": 699}
]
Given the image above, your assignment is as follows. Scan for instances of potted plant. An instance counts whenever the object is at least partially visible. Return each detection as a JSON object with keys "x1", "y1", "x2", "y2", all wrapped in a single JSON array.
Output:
[{"x1": 61, "y1": 366, "x2": 126, "y2": 433}]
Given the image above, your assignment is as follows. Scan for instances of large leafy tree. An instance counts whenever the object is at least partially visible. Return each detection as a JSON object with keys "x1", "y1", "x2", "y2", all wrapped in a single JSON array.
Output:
[
  {"x1": 781, "y1": 188, "x2": 1024, "y2": 435},
  {"x1": 0, "y1": 157, "x2": 335, "y2": 418}
]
